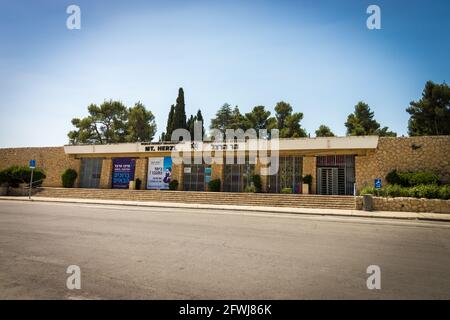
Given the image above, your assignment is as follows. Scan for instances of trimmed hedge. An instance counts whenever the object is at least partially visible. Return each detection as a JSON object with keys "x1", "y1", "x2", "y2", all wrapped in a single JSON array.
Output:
[
  {"x1": 0, "y1": 166, "x2": 46, "y2": 187},
  {"x1": 360, "y1": 184, "x2": 450, "y2": 200},
  {"x1": 386, "y1": 169, "x2": 440, "y2": 187},
  {"x1": 61, "y1": 169, "x2": 78, "y2": 188}
]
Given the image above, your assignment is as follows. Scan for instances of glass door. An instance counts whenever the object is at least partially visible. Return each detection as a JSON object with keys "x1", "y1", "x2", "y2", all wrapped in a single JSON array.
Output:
[{"x1": 79, "y1": 158, "x2": 103, "y2": 188}]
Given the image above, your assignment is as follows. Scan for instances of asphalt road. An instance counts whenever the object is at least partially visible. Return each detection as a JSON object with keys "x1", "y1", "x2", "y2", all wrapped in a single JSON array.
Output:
[{"x1": 1, "y1": 200, "x2": 450, "y2": 299}]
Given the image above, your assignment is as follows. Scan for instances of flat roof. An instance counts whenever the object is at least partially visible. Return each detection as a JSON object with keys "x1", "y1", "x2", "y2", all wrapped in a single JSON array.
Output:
[{"x1": 64, "y1": 136, "x2": 379, "y2": 155}]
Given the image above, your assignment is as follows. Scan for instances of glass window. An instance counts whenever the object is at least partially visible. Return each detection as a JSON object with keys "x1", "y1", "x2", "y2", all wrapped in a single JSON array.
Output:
[
  {"x1": 183, "y1": 161, "x2": 210, "y2": 191},
  {"x1": 267, "y1": 156, "x2": 302, "y2": 193}
]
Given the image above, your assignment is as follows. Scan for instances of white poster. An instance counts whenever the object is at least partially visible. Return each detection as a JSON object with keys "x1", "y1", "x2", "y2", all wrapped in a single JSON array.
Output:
[{"x1": 147, "y1": 157, "x2": 172, "y2": 190}]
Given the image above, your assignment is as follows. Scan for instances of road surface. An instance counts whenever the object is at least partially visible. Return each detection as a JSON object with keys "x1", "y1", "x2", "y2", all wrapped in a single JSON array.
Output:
[{"x1": 0, "y1": 200, "x2": 449, "y2": 299}]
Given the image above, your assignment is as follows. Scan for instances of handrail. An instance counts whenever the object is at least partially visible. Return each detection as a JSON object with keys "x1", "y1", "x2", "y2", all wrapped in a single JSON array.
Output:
[{"x1": 22, "y1": 179, "x2": 44, "y2": 189}]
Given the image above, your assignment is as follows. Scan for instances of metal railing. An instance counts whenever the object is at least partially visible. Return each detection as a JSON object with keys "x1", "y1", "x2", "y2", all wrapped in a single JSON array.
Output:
[{"x1": 22, "y1": 179, "x2": 45, "y2": 199}]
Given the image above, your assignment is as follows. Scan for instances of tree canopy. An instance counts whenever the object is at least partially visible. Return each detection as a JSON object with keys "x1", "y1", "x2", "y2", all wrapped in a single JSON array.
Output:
[
  {"x1": 245, "y1": 105, "x2": 276, "y2": 132},
  {"x1": 274, "y1": 101, "x2": 307, "y2": 138},
  {"x1": 208, "y1": 101, "x2": 307, "y2": 138},
  {"x1": 406, "y1": 81, "x2": 450, "y2": 136},
  {"x1": 126, "y1": 102, "x2": 157, "y2": 142},
  {"x1": 68, "y1": 100, "x2": 156, "y2": 144},
  {"x1": 345, "y1": 102, "x2": 396, "y2": 137},
  {"x1": 315, "y1": 125, "x2": 335, "y2": 137},
  {"x1": 210, "y1": 103, "x2": 234, "y2": 133},
  {"x1": 187, "y1": 109, "x2": 205, "y2": 141}
]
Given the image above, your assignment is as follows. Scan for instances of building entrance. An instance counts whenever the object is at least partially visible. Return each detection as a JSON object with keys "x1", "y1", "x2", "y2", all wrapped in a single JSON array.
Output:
[
  {"x1": 79, "y1": 158, "x2": 103, "y2": 188},
  {"x1": 316, "y1": 155, "x2": 355, "y2": 195}
]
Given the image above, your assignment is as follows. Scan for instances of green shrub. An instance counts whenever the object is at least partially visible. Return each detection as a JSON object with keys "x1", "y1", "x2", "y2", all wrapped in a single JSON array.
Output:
[
  {"x1": 61, "y1": 169, "x2": 78, "y2": 188},
  {"x1": 302, "y1": 174, "x2": 313, "y2": 186},
  {"x1": 281, "y1": 187, "x2": 293, "y2": 194},
  {"x1": 244, "y1": 184, "x2": 256, "y2": 193},
  {"x1": 408, "y1": 184, "x2": 441, "y2": 199},
  {"x1": 135, "y1": 178, "x2": 142, "y2": 190},
  {"x1": 360, "y1": 186, "x2": 377, "y2": 196},
  {"x1": 386, "y1": 170, "x2": 404, "y2": 186},
  {"x1": 0, "y1": 170, "x2": 7, "y2": 185},
  {"x1": 360, "y1": 184, "x2": 449, "y2": 200},
  {"x1": 438, "y1": 185, "x2": 450, "y2": 200},
  {"x1": 0, "y1": 166, "x2": 46, "y2": 187},
  {"x1": 252, "y1": 174, "x2": 262, "y2": 193},
  {"x1": 386, "y1": 169, "x2": 440, "y2": 187},
  {"x1": 383, "y1": 184, "x2": 410, "y2": 197},
  {"x1": 168, "y1": 179, "x2": 179, "y2": 190},
  {"x1": 208, "y1": 179, "x2": 221, "y2": 192},
  {"x1": 404, "y1": 172, "x2": 440, "y2": 186}
]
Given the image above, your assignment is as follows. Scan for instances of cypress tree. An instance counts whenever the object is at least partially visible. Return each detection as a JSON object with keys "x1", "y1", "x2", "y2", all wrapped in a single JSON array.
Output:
[
  {"x1": 187, "y1": 115, "x2": 195, "y2": 140},
  {"x1": 173, "y1": 87, "x2": 187, "y2": 130},
  {"x1": 164, "y1": 105, "x2": 175, "y2": 141},
  {"x1": 195, "y1": 109, "x2": 205, "y2": 140}
]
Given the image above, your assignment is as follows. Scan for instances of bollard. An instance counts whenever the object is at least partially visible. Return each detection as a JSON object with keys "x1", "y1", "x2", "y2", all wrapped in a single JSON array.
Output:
[{"x1": 363, "y1": 194, "x2": 374, "y2": 211}]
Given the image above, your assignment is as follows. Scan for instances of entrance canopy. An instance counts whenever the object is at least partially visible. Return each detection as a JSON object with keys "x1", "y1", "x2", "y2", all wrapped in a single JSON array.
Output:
[{"x1": 64, "y1": 136, "x2": 379, "y2": 157}]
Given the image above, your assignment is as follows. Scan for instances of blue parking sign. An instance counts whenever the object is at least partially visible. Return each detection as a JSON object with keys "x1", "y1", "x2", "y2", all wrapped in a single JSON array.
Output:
[
  {"x1": 29, "y1": 159, "x2": 36, "y2": 169},
  {"x1": 374, "y1": 178, "x2": 382, "y2": 189}
]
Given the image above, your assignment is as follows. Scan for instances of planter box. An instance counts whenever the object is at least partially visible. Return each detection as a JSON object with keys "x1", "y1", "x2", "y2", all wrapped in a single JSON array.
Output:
[{"x1": 302, "y1": 183, "x2": 309, "y2": 194}]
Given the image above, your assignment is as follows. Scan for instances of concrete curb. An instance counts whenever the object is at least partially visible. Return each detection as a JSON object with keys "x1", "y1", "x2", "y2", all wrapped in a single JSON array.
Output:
[{"x1": 1, "y1": 196, "x2": 450, "y2": 222}]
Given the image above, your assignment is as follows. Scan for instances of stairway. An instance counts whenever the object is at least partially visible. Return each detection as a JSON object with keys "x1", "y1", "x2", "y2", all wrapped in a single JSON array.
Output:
[{"x1": 34, "y1": 187, "x2": 357, "y2": 210}]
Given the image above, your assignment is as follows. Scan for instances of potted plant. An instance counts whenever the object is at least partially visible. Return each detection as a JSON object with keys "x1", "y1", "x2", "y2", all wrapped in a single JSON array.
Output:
[
  {"x1": 302, "y1": 174, "x2": 313, "y2": 194},
  {"x1": 169, "y1": 179, "x2": 179, "y2": 190},
  {"x1": 208, "y1": 179, "x2": 221, "y2": 192},
  {"x1": 135, "y1": 178, "x2": 142, "y2": 190}
]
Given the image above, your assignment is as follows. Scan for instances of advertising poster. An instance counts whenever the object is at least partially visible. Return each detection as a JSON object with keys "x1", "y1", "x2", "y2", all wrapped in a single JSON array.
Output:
[
  {"x1": 112, "y1": 158, "x2": 136, "y2": 189},
  {"x1": 147, "y1": 157, "x2": 172, "y2": 190}
]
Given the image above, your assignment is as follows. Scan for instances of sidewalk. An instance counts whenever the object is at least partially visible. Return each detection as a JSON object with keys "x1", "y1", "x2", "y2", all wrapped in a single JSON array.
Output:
[{"x1": 1, "y1": 196, "x2": 450, "y2": 222}]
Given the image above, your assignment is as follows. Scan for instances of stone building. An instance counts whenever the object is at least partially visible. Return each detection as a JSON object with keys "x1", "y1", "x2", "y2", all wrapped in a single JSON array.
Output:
[{"x1": 0, "y1": 136, "x2": 449, "y2": 195}]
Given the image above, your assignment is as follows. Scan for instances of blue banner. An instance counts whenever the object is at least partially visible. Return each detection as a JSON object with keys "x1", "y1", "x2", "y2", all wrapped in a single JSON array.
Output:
[{"x1": 112, "y1": 158, "x2": 136, "y2": 189}]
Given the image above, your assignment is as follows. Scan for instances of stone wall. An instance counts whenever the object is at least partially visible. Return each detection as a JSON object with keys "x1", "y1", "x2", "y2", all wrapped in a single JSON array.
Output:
[
  {"x1": 210, "y1": 163, "x2": 223, "y2": 191},
  {"x1": 99, "y1": 159, "x2": 112, "y2": 189},
  {"x1": 0, "y1": 147, "x2": 80, "y2": 187},
  {"x1": 135, "y1": 158, "x2": 148, "y2": 189},
  {"x1": 356, "y1": 136, "x2": 450, "y2": 192},
  {"x1": 302, "y1": 156, "x2": 317, "y2": 194},
  {"x1": 356, "y1": 196, "x2": 450, "y2": 214},
  {"x1": 172, "y1": 162, "x2": 183, "y2": 190}
]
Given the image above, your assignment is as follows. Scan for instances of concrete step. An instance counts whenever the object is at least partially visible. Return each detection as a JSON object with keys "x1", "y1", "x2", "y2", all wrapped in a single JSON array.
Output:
[{"x1": 34, "y1": 187, "x2": 356, "y2": 210}]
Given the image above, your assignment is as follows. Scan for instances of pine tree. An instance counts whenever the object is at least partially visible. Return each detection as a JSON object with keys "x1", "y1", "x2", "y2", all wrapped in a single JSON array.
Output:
[
  {"x1": 315, "y1": 125, "x2": 335, "y2": 137},
  {"x1": 345, "y1": 102, "x2": 396, "y2": 137},
  {"x1": 406, "y1": 81, "x2": 450, "y2": 136},
  {"x1": 210, "y1": 103, "x2": 233, "y2": 133}
]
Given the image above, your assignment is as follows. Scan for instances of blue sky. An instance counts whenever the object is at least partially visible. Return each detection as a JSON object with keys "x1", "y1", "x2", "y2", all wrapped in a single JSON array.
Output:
[{"x1": 0, "y1": 0, "x2": 449, "y2": 147}]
